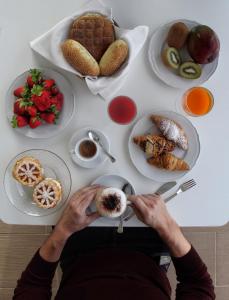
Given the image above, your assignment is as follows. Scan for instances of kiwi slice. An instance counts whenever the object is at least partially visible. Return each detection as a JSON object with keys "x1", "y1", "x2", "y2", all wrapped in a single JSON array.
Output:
[
  {"x1": 179, "y1": 62, "x2": 202, "y2": 79},
  {"x1": 162, "y1": 47, "x2": 181, "y2": 70}
]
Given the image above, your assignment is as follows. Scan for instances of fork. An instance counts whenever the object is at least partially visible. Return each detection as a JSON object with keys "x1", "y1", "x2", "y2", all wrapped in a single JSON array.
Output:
[{"x1": 164, "y1": 179, "x2": 196, "y2": 203}]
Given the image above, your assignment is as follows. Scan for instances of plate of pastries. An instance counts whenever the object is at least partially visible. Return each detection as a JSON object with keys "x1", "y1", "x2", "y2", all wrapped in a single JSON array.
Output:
[
  {"x1": 129, "y1": 111, "x2": 200, "y2": 182},
  {"x1": 4, "y1": 149, "x2": 72, "y2": 216},
  {"x1": 148, "y1": 19, "x2": 220, "y2": 89},
  {"x1": 51, "y1": 13, "x2": 129, "y2": 77}
]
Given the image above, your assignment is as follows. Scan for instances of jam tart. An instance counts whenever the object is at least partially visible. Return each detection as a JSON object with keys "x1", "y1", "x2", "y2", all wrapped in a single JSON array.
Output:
[
  {"x1": 12, "y1": 156, "x2": 43, "y2": 187},
  {"x1": 33, "y1": 178, "x2": 62, "y2": 209}
]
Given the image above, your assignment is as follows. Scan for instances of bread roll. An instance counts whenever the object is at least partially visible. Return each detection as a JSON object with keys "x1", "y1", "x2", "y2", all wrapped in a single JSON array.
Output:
[
  {"x1": 99, "y1": 39, "x2": 128, "y2": 76},
  {"x1": 61, "y1": 39, "x2": 100, "y2": 76}
]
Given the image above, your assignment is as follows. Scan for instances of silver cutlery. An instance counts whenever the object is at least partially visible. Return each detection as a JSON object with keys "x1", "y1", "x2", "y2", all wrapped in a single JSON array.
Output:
[
  {"x1": 87, "y1": 130, "x2": 116, "y2": 163},
  {"x1": 117, "y1": 216, "x2": 124, "y2": 234},
  {"x1": 123, "y1": 181, "x2": 176, "y2": 222},
  {"x1": 155, "y1": 181, "x2": 177, "y2": 195},
  {"x1": 164, "y1": 179, "x2": 196, "y2": 203},
  {"x1": 117, "y1": 183, "x2": 134, "y2": 233}
]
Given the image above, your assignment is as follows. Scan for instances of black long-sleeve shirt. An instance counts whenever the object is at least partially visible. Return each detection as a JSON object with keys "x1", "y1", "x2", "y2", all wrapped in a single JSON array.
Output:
[{"x1": 13, "y1": 246, "x2": 215, "y2": 299}]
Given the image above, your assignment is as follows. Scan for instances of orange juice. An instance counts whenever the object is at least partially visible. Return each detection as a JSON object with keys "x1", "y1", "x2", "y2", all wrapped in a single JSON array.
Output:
[{"x1": 183, "y1": 87, "x2": 214, "y2": 116}]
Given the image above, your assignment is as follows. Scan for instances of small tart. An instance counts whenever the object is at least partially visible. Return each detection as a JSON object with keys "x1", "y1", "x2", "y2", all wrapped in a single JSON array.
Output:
[
  {"x1": 33, "y1": 178, "x2": 62, "y2": 209},
  {"x1": 12, "y1": 156, "x2": 43, "y2": 187}
]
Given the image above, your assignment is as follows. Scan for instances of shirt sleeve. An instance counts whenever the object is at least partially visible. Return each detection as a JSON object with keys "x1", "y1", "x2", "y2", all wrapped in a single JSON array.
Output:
[
  {"x1": 172, "y1": 246, "x2": 215, "y2": 300},
  {"x1": 13, "y1": 249, "x2": 58, "y2": 300}
]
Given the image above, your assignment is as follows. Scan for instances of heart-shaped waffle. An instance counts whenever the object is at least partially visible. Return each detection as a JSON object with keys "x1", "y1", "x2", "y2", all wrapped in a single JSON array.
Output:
[
  {"x1": 68, "y1": 13, "x2": 115, "y2": 61},
  {"x1": 33, "y1": 178, "x2": 62, "y2": 209},
  {"x1": 12, "y1": 156, "x2": 43, "y2": 187}
]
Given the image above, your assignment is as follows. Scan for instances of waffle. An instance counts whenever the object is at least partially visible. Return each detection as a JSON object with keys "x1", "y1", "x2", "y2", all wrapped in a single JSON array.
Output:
[
  {"x1": 33, "y1": 178, "x2": 62, "y2": 209},
  {"x1": 12, "y1": 156, "x2": 43, "y2": 187},
  {"x1": 68, "y1": 13, "x2": 115, "y2": 61}
]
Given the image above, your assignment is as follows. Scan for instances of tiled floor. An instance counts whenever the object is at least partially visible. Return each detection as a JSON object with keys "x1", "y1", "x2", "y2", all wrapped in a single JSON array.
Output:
[{"x1": 0, "y1": 221, "x2": 228, "y2": 299}]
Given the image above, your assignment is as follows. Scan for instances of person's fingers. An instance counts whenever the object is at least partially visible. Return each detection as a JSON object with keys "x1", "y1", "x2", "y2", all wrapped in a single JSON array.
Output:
[
  {"x1": 70, "y1": 185, "x2": 99, "y2": 205},
  {"x1": 128, "y1": 195, "x2": 148, "y2": 215},
  {"x1": 131, "y1": 205, "x2": 144, "y2": 222},
  {"x1": 86, "y1": 212, "x2": 100, "y2": 224},
  {"x1": 144, "y1": 194, "x2": 163, "y2": 206},
  {"x1": 79, "y1": 190, "x2": 97, "y2": 211},
  {"x1": 140, "y1": 195, "x2": 153, "y2": 206}
]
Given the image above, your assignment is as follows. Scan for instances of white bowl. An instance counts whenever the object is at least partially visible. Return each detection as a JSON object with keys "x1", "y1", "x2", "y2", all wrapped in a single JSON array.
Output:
[{"x1": 6, "y1": 68, "x2": 75, "y2": 139}]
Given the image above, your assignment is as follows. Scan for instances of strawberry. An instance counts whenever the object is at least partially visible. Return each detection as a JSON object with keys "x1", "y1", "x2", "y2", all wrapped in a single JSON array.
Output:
[
  {"x1": 43, "y1": 79, "x2": 55, "y2": 89},
  {"x1": 13, "y1": 86, "x2": 25, "y2": 98},
  {"x1": 11, "y1": 115, "x2": 28, "y2": 128},
  {"x1": 32, "y1": 90, "x2": 52, "y2": 111},
  {"x1": 50, "y1": 99, "x2": 61, "y2": 112},
  {"x1": 31, "y1": 84, "x2": 43, "y2": 96},
  {"x1": 50, "y1": 85, "x2": 59, "y2": 95},
  {"x1": 56, "y1": 92, "x2": 64, "y2": 106},
  {"x1": 14, "y1": 99, "x2": 27, "y2": 115},
  {"x1": 26, "y1": 105, "x2": 37, "y2": 117},
  {"x1": 27, "y1": 69, "x2": 42, "y2": 88},
  {"x1": 29, "y1": 116, "x2": 42, "y2": 128},
  {"x1": 51, "y1": 93, "x2": 64, "y2": 111},
  {"x1": 40, "y1": 112, "x2": 56, "y2": 124}
]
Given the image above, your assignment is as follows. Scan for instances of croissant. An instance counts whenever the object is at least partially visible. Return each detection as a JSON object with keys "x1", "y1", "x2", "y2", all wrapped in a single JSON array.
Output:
[
  {"x1": 133, "y1": 135, "x2": 175, "y2": 158},
  {"x1": 151, "y1": 115, "x2": 188, "y2": 151},
  {"x1": 147, "y1": 153, "x2": 190, "y2": 171}
]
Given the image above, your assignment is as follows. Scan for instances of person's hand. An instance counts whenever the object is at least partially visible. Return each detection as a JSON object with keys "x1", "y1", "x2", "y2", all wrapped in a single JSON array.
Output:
[
  {"x1": 55, "y1": 185, "x2": 100, "y2": 239},
  {"x1": 129, "y1": 194, "x2": 191, "y2": 257},
  {"x1": 128, "y1": 194, "x2": 174, "y2": 233}
]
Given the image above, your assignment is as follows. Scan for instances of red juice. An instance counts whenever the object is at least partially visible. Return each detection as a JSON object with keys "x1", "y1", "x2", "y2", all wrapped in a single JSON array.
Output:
[{"x1": 108, "y1": 96, "x2": 137, "y2": 125}]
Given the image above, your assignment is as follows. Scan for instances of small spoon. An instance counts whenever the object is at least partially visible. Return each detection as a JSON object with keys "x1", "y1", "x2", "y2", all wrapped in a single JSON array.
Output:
[
  {"x1": 87, "y1": 130, "x2": 116, "y2": 163},
  {"x1": 117, "y1": 215, "x2": 124, "y2": 234},
  {"x1": 117, "y1": 183, "x2": 134, "y2": 234}
]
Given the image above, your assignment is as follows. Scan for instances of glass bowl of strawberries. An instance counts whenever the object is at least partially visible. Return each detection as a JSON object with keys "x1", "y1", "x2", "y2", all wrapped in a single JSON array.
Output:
[{"x1": 6, "y1": 68, "x2": 75, "y2": 138}]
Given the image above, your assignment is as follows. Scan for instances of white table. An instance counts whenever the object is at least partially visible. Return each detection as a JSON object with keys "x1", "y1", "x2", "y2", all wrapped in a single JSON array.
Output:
[{"x1": 0, "y1": 0, "x2": 229, "y2": 227}]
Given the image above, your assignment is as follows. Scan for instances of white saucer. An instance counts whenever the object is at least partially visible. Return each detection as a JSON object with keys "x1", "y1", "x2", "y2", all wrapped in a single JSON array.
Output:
[
  {"x1": 90, "y1": 174, "x2": 136, "y2": 225},
  {"x1": 69, "y1": 127, "x2": 110, "y2": 169}
]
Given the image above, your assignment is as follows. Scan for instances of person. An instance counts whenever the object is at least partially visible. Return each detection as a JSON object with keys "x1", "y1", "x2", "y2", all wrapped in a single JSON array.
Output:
[{"x1": 13, "y1": 185, "x2": 215, "y2": 300}]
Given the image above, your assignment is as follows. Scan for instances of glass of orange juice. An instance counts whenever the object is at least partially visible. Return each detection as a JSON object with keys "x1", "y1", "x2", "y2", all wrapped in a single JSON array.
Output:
[{"x1": 181, "y1": 87, "x2": 214, "y2": 117}]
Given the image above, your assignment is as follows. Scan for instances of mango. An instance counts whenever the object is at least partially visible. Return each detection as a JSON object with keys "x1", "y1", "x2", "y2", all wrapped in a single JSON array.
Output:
[{"x1": 187, "y1": 25, "x2": 220, "y2": 64}]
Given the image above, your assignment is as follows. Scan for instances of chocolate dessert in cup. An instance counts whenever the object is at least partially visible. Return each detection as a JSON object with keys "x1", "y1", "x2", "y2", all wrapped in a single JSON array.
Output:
[
  {"x1": 74, "y1": 138, "x2": 99, "y2": 161},
  {"x1": 95, "y1": 187, "x2": 128, "y2": 218}
]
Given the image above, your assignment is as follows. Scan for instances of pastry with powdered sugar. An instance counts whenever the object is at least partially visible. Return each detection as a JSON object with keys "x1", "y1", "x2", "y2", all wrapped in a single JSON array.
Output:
[{"x1": 150, "y1": 115, "x2": 188, "y2": 150}]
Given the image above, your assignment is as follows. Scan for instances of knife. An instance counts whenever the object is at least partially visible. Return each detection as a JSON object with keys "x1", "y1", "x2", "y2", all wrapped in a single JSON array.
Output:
[{"x1": 155, "y1": 181, "x2": 177, "y2": 195}]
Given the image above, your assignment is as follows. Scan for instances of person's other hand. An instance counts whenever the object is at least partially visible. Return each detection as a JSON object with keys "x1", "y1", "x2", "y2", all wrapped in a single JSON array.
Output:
[
  {"x1": 55, "y1": 185, "x2": 100, "y2": 239},
  {"x1": 128, "y1": 194, "x2": 174, "y2": 233}
]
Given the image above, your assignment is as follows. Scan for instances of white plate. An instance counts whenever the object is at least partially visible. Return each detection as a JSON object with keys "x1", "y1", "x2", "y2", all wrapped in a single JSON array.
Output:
[
  {"x1": 128, "y1": 111, "x2": 200, "y2": 182},
  {"x1": 69, "y1": 127, "x2": 110, "y2": 169},
  {"x1": 6, "y1": 68, "x2": 75, "y2": 139},
  {"x1": 4, "y1": 149, "x2": 72, "y2": 216},
  {"x1": 90, "y1": 174, "x2": 136, "y2": 225},
  {"x1": 148, "y1": 19, "x2": 219, "y2": 89}
]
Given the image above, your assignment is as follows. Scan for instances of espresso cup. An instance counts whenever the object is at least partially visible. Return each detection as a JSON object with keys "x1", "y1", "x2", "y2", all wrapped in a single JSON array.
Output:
[
  {"x1": 74, "y1": 138, "x2": 99, "y2": 161},
  {"x1": 95, "y1": 187, "x2": 128, "y2": 218}
]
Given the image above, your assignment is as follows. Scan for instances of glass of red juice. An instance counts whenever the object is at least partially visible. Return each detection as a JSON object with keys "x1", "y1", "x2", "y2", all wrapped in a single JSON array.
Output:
[{"x1": 108, "y1": 96, "x2": 137, "y2": 125}]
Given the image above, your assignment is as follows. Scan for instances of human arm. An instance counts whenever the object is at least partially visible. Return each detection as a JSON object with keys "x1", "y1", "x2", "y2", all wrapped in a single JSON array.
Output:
[
  {"x1": 13, "y1": 185, "x2": 100, "y2": 300},
  {"x1": 129, "y1": 194, "x2": 215, "y2": 299}
]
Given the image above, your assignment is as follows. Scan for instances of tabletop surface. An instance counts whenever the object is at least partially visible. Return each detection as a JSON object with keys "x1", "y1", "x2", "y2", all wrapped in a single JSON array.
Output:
[{"x1": 0, "y1": 0, "x2": 229, "y2": 227}]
